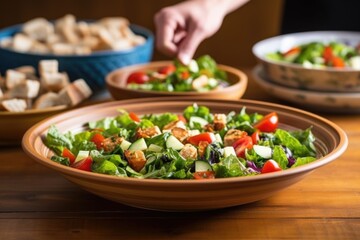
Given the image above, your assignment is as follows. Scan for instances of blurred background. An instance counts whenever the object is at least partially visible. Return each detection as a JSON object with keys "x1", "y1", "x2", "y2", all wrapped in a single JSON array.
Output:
[{"x1": 1, "y1": 0, "x2": 359, "y2": 67}]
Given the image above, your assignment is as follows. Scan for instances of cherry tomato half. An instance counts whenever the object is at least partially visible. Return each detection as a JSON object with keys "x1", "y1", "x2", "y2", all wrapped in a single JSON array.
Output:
[
  {"x1": 187, "y1": 132, "x2": 215, "y2": 146},
  {"x1": 233, "y1": 136, "x2": 253, "y2": 158},
  {"x1": 129, "y1": 112, "x2": 140, "y2": 122},
  {"x1": 283, "y1": 47, "x2": 300, "y2": 57},
  {"x1": 261, "y1": 160, "x2": 282, "y2": 174},
  {"x1": 91, "y1": 133, "x2": 105, "y2": 150},
  {"x1": 253, "y1": 112, "x2": 278, "y2": 132},
  {"x1": 62, "y1": 148, "x2": 76, "y2": 165},
  {"x1": 323, "y1": 46, "x2": 333, "y2": 63},
  {"x1": 126, "y1": 72, "x2": 149, "y2": 84},
  {"x1": 181, "y1": 71, "x2": 190, "y2": 80},
  {"x1": 251, "y1": 130, "x2": 260, "y2": 145},
  {"x1": 177, "y1": 114, "x2": 187, "y2": 123},
  {"x1": 158, "y1": 64, "x2": 176, "y2": 75},
  {"x1": 71, "y1": 156, "x2": 93, "y2": 172},
  {"x1": 193, "y1": 171, "x2": 215, "y2": 179}
]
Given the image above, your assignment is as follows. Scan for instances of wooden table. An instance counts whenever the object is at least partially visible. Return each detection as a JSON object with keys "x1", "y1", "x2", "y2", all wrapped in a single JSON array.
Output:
[{"x1": 1, "y1": 68, "x2": 359, "y2": 240}]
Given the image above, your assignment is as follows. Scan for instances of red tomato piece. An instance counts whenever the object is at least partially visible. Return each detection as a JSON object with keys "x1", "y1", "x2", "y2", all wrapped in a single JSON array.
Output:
[
  {"x1": 71, "y1": 156, "x2": 93, "y2": 172},
  {"x1": 232, "y1": 136, "x2": 253, "y2": 158},
  {"x1": 193, "y1": 171, "x2": 215, "y2": 179},
  {"x1": 283, "y1": 47, "x2": 300, "y2": 57},
  {"x1": 323, "y1": 46, "x2": 333, "y2": 63},
  {"x1": 253, "y1": 112, "x2": 279, "y2": 132},
  {"x1": 158, "y1": 64, "x2": 176, "y2": 75},
  {"x1": 129, "y1": 112, "x2": 140, "y2": 122},
  {"x1": 187, "y1": 133, "x2": 215, "y2": 146},
  {"x1": 177, "y1": 114, "x2": 187, "y2": 123},
  {"x1": 126, "y1": 72, "x2": 149, "y2": 84},
  {"x1": 62, "y1": 148, "x2": 76, "y2": 165},
  {"x1": 261, "y1": 160, "x2": 282, "y2": 174},
  {"x1": 181, "y1": 71, "x2": 190, "y2": 80},
  {"x1": 331, "y1": 57, "x2": 345, "y2": 68},
  {"x1": 251, "y1": 130, "x2": 260, "y2": 145},
  {"x1": 91, "y1": 133, "x2": 105, "y2": 150}
]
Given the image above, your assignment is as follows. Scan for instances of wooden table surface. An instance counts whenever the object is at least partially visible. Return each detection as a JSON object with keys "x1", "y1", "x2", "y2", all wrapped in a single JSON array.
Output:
[{"x1": 1, "y1": 68, "x2": 359, "y2": 240}]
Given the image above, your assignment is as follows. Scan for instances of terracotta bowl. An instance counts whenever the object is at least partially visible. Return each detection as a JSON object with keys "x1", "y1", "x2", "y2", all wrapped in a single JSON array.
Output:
[
  {"x1": 252, "y1": 65, "x2": 360, "y2": 113},
  {"x1": 106, "y1": 61, "x2": 248, "y2": 100},
  {"x1": 22, "y1": 98, "x2": 348, "y2": 211},
  {"x1": 0, "y1": 105, "x2": 67, "y2": 146},
  {"x1": 252, "y1": 31, "x2": 360, "y2": 92}
]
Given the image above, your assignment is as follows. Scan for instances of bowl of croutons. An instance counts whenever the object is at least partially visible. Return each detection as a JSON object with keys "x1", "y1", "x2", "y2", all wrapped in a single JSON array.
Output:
[
  {"x1": 0, "y1": 60, "x2": 93, "y2": 145},
  {"x1": 0, "y1": 15, "x2": 154, "y2": 91}
]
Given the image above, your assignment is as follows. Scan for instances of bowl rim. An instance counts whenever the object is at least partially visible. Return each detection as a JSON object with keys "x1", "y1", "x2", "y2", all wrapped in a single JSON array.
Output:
[
  {"x1": 105, "y1": 61, "x2": 248, "y2": 96},
  {"x1": 252, "y1": 64, "x2": 360, "y2": 97},
  {"x1": 0, "y1": 104, "x2": 68, "y2": 116},
  {"x1": 252, "y1": 30, "x2": 360, "y2": 73},
  {"x1": 0, "y1": 23, "x2": 154, "y2": 58},
  {"x1": 22, "y1": 97, "x2": 348, "y2": 186}
]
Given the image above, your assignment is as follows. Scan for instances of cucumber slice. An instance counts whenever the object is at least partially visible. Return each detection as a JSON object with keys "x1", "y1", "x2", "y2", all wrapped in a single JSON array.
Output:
[
  {"x1": 148, "y1": 144, "x2": 163, "y2": 153},
  {"x1": 188, "y1": 129, "x2": 201, "y2": 136},
  {"x1": 189, "y1": 116, "x2": 208, "y2": 128},
  {"x1": 120, "y1": 140, "x2": 131, "y2": 151},
  {"x1": 188, "y1": 59, "x2": 199, "y2": 73},
  {"x1": 223, "y1": 146, "x2": 236, "y2": 157},
  {"x1": 75, "y1": 150, "x2": 89, "y2": 163},
  {"x1": 166, "y1": 135, "x2": 184, "y2": 150},
  {"x1": 253, "y1": 145, "x2": 272, "y2": 159},
  {"x1": 129, "y1": 138, "x2": 147, "y2": 151},
  {"x1": 195, "y1": 161, "x2": 212, "y2": 172},
  {"x1": 215, "y1": 133, "x2": 223, "y2": 144}
]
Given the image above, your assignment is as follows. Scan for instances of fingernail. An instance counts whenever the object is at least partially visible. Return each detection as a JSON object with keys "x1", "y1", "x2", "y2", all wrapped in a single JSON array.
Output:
[{"x1": 179, "y1": 53, "x2": 191, "y2": 65}]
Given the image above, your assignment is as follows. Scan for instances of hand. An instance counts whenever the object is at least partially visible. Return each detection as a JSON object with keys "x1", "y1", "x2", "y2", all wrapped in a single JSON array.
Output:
[{"x1": 154, "y1": 0, "x2": 248, "y2": 64}]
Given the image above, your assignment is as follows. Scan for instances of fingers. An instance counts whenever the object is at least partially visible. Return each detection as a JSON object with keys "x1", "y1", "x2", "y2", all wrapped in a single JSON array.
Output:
[
  {"x1": 177, "y1": 26, "x2": 206, "y2": 65},
  {"x1": 154, "y1": 8, "x2": 185, "y2": 57}
]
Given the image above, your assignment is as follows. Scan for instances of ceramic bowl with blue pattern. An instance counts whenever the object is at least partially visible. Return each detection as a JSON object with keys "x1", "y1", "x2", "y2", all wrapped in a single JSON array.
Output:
[{"x1": 0, "y1": 24, "x2": 153, "y2": 92}]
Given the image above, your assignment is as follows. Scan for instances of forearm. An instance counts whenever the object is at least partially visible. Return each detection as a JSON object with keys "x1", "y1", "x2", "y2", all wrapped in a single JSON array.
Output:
[{"x1": 189, "y1": 0, "x2": 250, "y2": 15}]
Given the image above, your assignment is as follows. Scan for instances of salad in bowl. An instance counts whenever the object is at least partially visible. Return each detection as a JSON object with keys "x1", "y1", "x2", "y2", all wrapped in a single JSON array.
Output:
[
  {"x1": 45, "y1": 104, "x2": 317, "y2": 179},
  {"x1": 125, "y1": 55, "x2": 229, "y2": 92}
]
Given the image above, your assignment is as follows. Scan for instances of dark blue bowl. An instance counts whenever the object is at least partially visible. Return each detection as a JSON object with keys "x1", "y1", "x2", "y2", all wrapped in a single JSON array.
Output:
[{"x1": 0, "y1": 24, "x2": 154, "y2": 91}]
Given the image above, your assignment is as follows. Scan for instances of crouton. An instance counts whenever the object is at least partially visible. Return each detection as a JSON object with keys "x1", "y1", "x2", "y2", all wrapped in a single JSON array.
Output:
[
  {"x1": 39, "y1": 60, "x2": 58, "y2": 75},
  {"x1": 136, "y1": 126, "x2": 161, "y2": 139},
  {"x1": 180, "y1": 144, "x2": 198, "y2": 160},
  {"x1": 41, "y1": 72, "x2": 69, "y2": 92},
  {"x1": 125, "y1": 150, "x2": 146, "y2": 172},
  {"x1": 0, "y1": 98, "x2": 27, "y2": 112},
  {"x1": 12, "y1": 34, "x2": 34, "y2": 52},
  {"x1": 23, "y1": 17, "x2": 54, "y2": 41},
  {"x1": 103, "y1": 135, "x2": 124, "y2": 152},
  {"x1": 33, "y1": 92, "x2": 61, "y2": 109},
  {"x1": 223, "y1": 129, "x2": 248, "y2": 146},
  {"x1": 5, "y1": 70, "x2": 26, "y2": 89},
  {"x1": 5, "y1": 79, "x2": 40, "y2": 99}
]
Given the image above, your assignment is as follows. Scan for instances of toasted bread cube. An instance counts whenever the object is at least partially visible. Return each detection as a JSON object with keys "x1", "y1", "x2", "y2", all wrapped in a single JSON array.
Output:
[
  {"x1": 98, "y1": 27, "x2": 114, "y2": 48},
  {"x1": 57, "y1": 82, "x2": 88, "y2": 107},
  {"x1": 0, "y1": 98, "x2": 27, "y2": 112},
  {"x1": 71, "y1": 79, "x2": 92, "y2": 98},
  {"x1": 98, "y1": 17, "x2": 129, "y2": 28},
  {"x1": 50, "y1": 43, "x2": 75, "y2": 55},
  {"x1": 33, "y1": 92, "x2": 61, "y2": 109},
  {"x1": 6, "y1": 70, "x2": 26, "y2": 89},
  {"x1": 77, "y1": 21, "x2": 91, "y2": 37},
  {"x1": 111, "y1": 39, "x2": 133, "y2": 50},
  {"x1": 74, "y1": 46, "x2": 92, "y2": 55},
  {"x1": 31, "y1": 41, "x2": 50, "y2": 54},
  {"x1": 41, "y1": 72, "x2": 69, "y2": 92},
  {"x1": 39, "y1": 60, "x2": 58, "y2": 75},
  {"x1": 61, "y1": 25, "x2": 80, "y2": 44},
  {"x1": 12, "y1": 34, "x2": 33, "y2": 52},
  {"x1": 5, "y1": 80, "x2": 40, "y2": 99},
  {"x1": 22, "y1": 18, "x2": 54, "y2": 41},
  {"x1": 14, "y1": 66, "x2": 36, "y2": 76}
]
